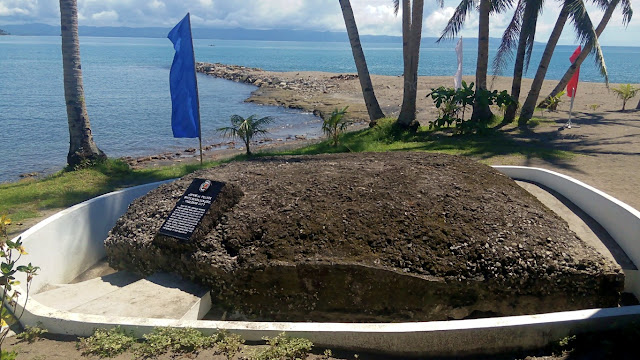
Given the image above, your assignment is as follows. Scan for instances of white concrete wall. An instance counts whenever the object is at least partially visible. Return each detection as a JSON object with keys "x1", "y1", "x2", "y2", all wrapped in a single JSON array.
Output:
[
  {"x1": 12, "y1": 180, "x2": 170, "y2": 293},
  {"x1": 494, "y1": 166, "x2": 640, "y2": 297},
  {"x1": 7, "y1": 168, "x2": 640, "y2": 356}
]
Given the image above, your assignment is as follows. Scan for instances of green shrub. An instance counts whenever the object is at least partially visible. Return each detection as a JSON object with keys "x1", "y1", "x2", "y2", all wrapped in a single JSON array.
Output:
[
  {"x1": 215, "y1": 329, "x2": 245, "y2": 359},
  {"x1": 427, "y1": 82, "x2": 514, "y2": 134},
  {"x1": 251, "y1": 332, "x2": 313, "y2": 360},
  {"x1": 322, "y1": 107, "x2": 350, "y2": 147},
  {"x1": 76, "y1": 327, "x2": 136, "y2": 358},
  {"x1": 1, "y1": 214, "x2": 40, "y2": 352},
  {"x1": 16, "y1": 323, "x2": 48, "y2": 343},
  {"x1": 136, "y1": 327, "x2": 216, "y2": 358}
]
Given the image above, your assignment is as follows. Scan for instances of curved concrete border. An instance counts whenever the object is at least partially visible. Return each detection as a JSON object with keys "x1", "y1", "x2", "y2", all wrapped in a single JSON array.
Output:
[
  {"x1": 7, "y1": 168, "x2": 640, "y2": 357},
  {"x1": 495, "y1": 166, "x2": 640, "y2": 298}
]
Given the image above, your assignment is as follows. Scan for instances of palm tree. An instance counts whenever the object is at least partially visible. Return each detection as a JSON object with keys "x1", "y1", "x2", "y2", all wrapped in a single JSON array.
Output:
[
  {"x1": 60, "y1": 0, "x2": 106, "y2": 168},
  {"x1": 339, "y1": 0, "x2": 385, "y2": 126},
  {"x1": 394, "y1": 0, "x2": 433, "y2": 130},
  {"x1": 518, "y1": 0, "x2": 609, "y2": 126},
  {"x1": 322, "y1": 106, "x2": 350, "y2": 146},
  {"x1": 217, "y1": 114, "x2": 274, "y2": 156},
  {"x1": 439, "y1": 0, "x2": 511, "y2": 123},
  {"x1": 493, "y1": 0, "x2": 544, "y2": 124},
  {"x1": 543, "y1": 0, "x2": 633, "y2": 102},
  {"x1": 611, "y1": 84, "x2": 640, "y2": 111}
]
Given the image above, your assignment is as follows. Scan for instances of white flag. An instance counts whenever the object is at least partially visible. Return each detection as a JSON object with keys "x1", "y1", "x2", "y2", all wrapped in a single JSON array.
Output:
[{"x1": 454, "y1": 37, "x2": 463, "y2": 90}]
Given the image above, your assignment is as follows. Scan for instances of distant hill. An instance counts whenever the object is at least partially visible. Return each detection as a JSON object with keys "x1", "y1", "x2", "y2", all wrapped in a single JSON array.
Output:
[{"x1": 0, "y1": 23, "x2": 514, "y2": 47}]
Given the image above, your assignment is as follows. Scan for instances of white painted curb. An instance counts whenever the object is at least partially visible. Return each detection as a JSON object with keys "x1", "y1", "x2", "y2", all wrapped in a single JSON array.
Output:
[
  {"x1": 5, "y1": 168, "x2": 640, "y2": 356},
  {"x1": 494, "y1": 166, "x2": 640, "y2": 297}
]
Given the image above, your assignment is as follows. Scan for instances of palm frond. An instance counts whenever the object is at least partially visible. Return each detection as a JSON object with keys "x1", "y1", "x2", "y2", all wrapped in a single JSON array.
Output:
[
  {"x1": 567, "y1": 0, "x2": 608, "y2": 84},
  {"x1": 438, "y1": 0, "x2": 476, "y2": 42},
  {"x1": 621, "y1": 0, "x2": 633, "y2": 26},
  {"x1": 492, "y1": 0, "x2": 525, "y2": 78},
  {"x1": 393, "y1": 0, "x2": 400, "y2": 16},
  {"x1": 490, "y1": 0, "x2": 514, "y2": 14}
]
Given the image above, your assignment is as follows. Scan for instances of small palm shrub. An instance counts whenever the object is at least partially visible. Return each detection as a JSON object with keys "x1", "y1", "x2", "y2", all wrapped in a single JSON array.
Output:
[
  {"x1": 322, "y1": 106, "x2": 350, "y2": 147},
  {"x1": 217, "y1": 114, "x2": 274, "y2": 155},
  {"x1": 611, "y1": 84, "x2": 640, "y2": 111}
]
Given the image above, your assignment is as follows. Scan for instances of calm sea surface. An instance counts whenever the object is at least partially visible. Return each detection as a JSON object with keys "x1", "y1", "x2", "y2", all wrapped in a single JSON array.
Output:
[{"x1": 1, "y1": 36, "x2": 639, "y2": 182}]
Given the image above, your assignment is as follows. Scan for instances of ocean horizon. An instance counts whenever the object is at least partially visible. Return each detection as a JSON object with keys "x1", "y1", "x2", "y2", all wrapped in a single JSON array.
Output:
[{"x1": 1, "y1": 35, "x2": 639, "y2": 183}]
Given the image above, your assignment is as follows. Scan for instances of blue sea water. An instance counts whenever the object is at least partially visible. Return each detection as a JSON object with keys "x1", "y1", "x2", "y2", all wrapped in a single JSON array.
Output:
[{"x1": 1, "y1": 36, "x2": 639, "y2": 182}]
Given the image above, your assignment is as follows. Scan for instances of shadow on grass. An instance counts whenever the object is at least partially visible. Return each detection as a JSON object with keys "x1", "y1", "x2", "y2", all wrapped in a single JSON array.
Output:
[{"x1": 268, "y1": 119, "x2": 575, "y2": 170}]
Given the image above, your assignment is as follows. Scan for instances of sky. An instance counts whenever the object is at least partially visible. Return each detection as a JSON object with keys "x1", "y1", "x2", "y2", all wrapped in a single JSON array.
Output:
[{"x1": 0, "y1": 0, "x2": 638, "y2": 46}]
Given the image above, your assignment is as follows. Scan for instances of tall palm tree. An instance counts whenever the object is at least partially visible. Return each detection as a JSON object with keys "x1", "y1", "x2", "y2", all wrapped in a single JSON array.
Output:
[
  {"x1": 439, "y1": 0, "x2": 511, "y2": 123},
  {"x1": 543, "y1": 0, "x2": 633, "y2": 102},
  {"x1": 394, "y1": 0, "x2": 430, "y2": 130},
  {"x1": 60, "y1": 0, "x2": 106, "y2": 167},
  {"x1": 493, "y1": 0, "x2": 544, "y2": 124},
  {"x1": 518, "y1": 0, "x2": 609, "y2": 126},
  {"x1": 339, "y1": 0, "x2": 386, "y2": 126}
]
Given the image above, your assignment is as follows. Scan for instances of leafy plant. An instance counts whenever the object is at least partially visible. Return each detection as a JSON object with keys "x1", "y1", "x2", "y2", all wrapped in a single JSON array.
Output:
[
  {"x1": 76, "y1": 326, "x2": 136, "y2": 358},
  {"x1": 218, "y1": 114, "x2": 274, "y2": 156},
  {"x1": 427, "y1": 82, "x2": 514, "y2": 134},
  {"x1": 16, "y1": 322, "x2": 48, "y2": 343},
  {"x1": 215, "y1": 329, "x2": 245, "y2": 360},
  {"x1": 1, "y1": 213, "x2": 39, "y2": 359},
  {"x1": 589, "y1": 104, "x2": 600, "y2": 112},
  {"x1": 251, "y1": 332, "x2": 313, "y2": 360},
  {"x1": 538, "y1": 90, "x2": 565, "y2": 111},
  {"x1": 136, "y1": 327, "x2": 216, "y2": 358},
  {"x1": 611, "y1": 83, "x2": 640, "y2": 110},
  {"x1": 322, "y1": 106, "x2": 350, "y2": 147}
]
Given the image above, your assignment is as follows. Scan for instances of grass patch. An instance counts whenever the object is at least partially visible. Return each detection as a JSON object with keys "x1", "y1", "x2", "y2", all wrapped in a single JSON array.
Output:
[
  {"x1": 0, "y1": 158, "x2": 223, "y2": 223},
  {"x1": 136, "y1": 327, "x2": 217, "y2": 358},
  {"x1": 270, "y1": 118, "x2": 572, "y2": 162},
  {"x1": 527, "y1": 116, "x2": 560, "y2": 128},
  {"x1": 76, "y1": 326, "x2": 136, "y2": 358},
  {"x1": 251, "y1": 332, "x2": 313, "y2": 360},
  {"x1": 1, "y1": 118, "x2": 573, "y2": 225}
]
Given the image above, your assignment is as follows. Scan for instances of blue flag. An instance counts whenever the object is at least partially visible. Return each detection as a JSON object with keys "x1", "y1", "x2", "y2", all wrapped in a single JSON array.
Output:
[{"x1": 168, "y1": 13, "x2": 200, "y2": 138}]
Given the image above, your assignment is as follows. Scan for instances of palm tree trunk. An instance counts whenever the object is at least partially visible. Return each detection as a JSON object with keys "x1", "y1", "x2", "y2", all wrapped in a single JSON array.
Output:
[
  {"x1": 544, "y1": 0, "x2": 619, "y2": 101},
  {"x1": 471, "y1": 0, "x2": 493, "y2": 122},
  {"x1": 398, "y1": 0, "x2": 424, "y2": 130},
  {"x1": 636, "y1": 97, "x2": 640, "y2": 110},
  {"x1": 503, "y1": 4, "x2": 537, "y2": 124},
  {"x1": 60, "y1": 0, "x2": 105, "y2": 167},
  {"x1": 339, "y1": 0, "x2": 385, "y2": 126},
  {"x1": 519, "y1": 3, "x2": 570, "y2": 126}
]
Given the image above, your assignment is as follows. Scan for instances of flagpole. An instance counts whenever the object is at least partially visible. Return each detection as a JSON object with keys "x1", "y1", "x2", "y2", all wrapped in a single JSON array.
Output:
[
  {"x1": 566, "y1": 93, "x2": 575, "y2": 129},
  {"x1": 188, "y1": 13, "x2": 203, "y2": 166}
]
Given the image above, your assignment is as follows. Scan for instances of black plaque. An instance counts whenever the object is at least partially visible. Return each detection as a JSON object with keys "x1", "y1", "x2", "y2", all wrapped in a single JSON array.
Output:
[{"x1": 158, "y1": 178, "x2": 224, "y2": 241}]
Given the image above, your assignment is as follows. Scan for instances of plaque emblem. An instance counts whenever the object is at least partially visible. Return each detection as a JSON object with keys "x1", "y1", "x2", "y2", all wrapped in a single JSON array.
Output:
[{"x1": 199, "y1": 180, "x2": 212, "y2": 193}]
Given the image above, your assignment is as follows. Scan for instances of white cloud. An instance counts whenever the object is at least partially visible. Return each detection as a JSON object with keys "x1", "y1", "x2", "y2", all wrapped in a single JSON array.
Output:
[
  {"x1": 0, "y1": 0, "x2": 36, "y2": 17},
  {"x1": 91, "y1": 10, "x2": 119, "y2": 24},
  {"x1": 0, "y1": 0, "x2": 638, "y2": 46}
]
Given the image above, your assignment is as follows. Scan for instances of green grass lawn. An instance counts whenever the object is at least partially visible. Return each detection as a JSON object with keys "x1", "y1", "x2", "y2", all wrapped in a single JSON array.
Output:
[{"x1": 0, "y1": 118, "x2": 571, "y2": 224}]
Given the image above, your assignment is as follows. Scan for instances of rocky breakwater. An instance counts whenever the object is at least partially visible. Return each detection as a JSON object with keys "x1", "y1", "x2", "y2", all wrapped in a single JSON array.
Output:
[
  {"x1": 196, "y1": 62, "x2": 369, "y2": 121},
  {"x1": 105, "y1": 152, "x2": 624, "y2": 322}
]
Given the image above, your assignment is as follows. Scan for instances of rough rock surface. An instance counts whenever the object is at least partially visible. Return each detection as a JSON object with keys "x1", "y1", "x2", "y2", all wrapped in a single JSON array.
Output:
[{"x1": 105, "y1": 152, "x2": 623, "y2": 322}]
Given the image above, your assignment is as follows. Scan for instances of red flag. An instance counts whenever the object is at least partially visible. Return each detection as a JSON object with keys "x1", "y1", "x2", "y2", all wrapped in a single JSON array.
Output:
[{"x1": 567, "y1": 46, "x2": 581, "y2": 98}]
